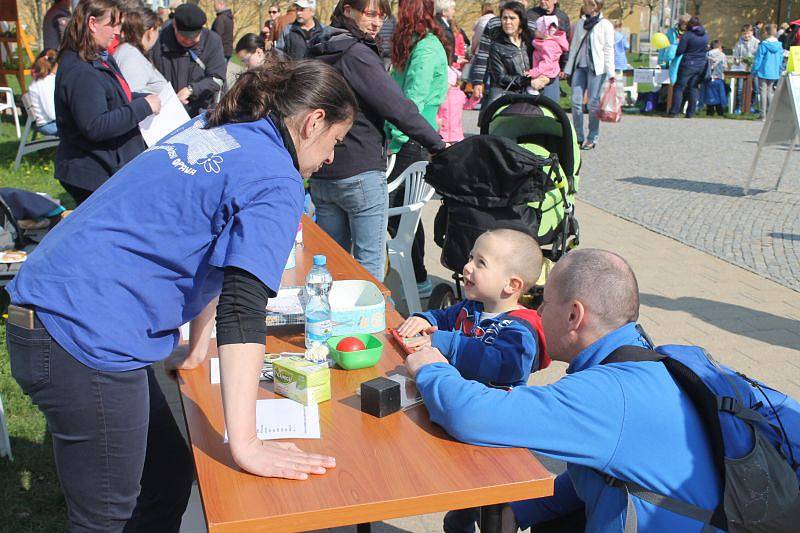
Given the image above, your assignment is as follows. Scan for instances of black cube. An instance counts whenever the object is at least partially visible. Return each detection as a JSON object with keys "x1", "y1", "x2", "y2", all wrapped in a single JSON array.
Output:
[{"x1": 360, "y1": 377, "x2": 401, "y2": 418}]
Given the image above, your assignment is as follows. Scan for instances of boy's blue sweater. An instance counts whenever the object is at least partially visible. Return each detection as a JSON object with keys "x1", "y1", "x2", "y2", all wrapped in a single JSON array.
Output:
[
  {"x1": 752, "y1": 38, "x2": 784, "y2": 80},
  {"x1": 415, "y1": 300, "x2": 541, "y2": 388},
  {"x1": 415, "y1": 322, "x2": 722, "y2": 532}
]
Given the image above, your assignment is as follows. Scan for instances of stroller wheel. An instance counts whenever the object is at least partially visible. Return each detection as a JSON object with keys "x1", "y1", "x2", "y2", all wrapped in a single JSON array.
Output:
[{"x1": 428, "y1": 284, "x2": 457, "y2": 311}]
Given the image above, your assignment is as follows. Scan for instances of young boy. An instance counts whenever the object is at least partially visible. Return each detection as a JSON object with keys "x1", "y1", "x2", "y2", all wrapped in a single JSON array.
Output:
[
  {"x1": 705, "y1": 39, "x2": 727, "y2": 116},
  {"x1": 398, "y1": 227, "x2": 548, "y2": 533},
  {"x1": 752, "y1": 23, "x2": 783, "y2": 119},
  {"x1": 733, "y1": 24, "x2": 760, "y2": 114},
  {"x1": 397, "y1": 228, "x2": 549, "y2": 389}
]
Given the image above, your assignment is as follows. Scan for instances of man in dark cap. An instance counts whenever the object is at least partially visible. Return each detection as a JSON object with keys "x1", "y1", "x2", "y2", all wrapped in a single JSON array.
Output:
[
  {"x1": 42, "y1": 0, "x2": 71, "y2": 51},
  {"x1": 151, "y1": 3, "x2": 227, "y2": 117}
]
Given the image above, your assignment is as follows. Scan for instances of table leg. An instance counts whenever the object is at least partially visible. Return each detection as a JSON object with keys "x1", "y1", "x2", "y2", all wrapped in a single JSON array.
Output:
[
  {"x1": 729, "y1": 78, "x2": 735, "y2": 114},
  {"x1": 744, "y1": 76, "x2": 752, "y2": 114},
  {"x1": 356, "y1": 523, "x2": 372, "y2": 533},
  {"x1": 666, "y1": 84, "x2": 673, "y2": 113},
  {"x1": 480, "y1": 504, "x2": 503, "y2": 533}
]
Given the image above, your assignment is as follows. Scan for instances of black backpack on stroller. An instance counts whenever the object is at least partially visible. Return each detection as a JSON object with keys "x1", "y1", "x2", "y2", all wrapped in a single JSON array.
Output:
[{"x1": 427, "y1": 134, "x2": 561, "y2": 274}]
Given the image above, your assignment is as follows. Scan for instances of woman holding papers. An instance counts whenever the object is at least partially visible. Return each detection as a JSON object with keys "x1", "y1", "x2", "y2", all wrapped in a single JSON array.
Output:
[
  {"x1": 54, "y1": 0, "x2": 160, "y2": 205},
  {"x1": 6, "y1": 55, "x2": 356, "y2": 531},
  {"x1": 113, "y1": 7, "x2": 169, "y2": 94}
]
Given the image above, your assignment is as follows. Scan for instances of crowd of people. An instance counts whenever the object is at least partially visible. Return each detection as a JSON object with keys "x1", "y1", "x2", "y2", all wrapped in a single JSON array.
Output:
[{"x1": 659, "y1": 16, "x2": 797, "y2": 119}]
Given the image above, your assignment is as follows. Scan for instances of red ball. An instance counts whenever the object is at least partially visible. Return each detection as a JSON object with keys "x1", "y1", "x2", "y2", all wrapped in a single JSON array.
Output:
[{"x1": 336, "y1": 337, "x2": 366, "y2": 352}]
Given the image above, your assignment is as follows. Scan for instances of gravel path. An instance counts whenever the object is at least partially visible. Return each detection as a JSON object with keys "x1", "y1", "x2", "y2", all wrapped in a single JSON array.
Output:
[{"x1": 464, "y1": 111, "x2": 800, "y2": 292}]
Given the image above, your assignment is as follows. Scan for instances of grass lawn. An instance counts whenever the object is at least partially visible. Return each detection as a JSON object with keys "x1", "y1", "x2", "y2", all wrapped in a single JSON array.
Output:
[{"x1": 1, "y1": 115, "x2": 70, "y2": 531}]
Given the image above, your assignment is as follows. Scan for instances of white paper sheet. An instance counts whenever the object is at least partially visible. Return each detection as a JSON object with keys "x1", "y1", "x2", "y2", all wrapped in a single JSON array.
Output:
[
  {"x1": 266, "y1": 287, "x2": 304, "y2": 315},
  {"x1": 223, "y1": 399, "x2": 320, "y2": 442},
  {"x1": 139, "y1": 85, "x2": 191, "y2": 147}
]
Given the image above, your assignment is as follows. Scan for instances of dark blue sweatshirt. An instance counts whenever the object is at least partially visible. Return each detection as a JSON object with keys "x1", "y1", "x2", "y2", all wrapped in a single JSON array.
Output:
[
  {"x1": 676, "y1": 25, "x2": 709, "y2": 70},
  {"x1": 415, "y1": 300, "x2": 542, "y2": 388}
]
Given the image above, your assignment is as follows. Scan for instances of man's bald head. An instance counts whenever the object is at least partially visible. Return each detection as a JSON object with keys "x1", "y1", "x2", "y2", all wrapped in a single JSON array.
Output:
[{"x1": 549, "y1": 249, "x2": 639, "y2": 330}]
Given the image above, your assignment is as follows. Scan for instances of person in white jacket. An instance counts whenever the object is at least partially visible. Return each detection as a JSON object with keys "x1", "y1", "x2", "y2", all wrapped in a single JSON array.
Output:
[
  {"x1": 28, "y1": 49, "x2": 59, "y2": 136},
  {"x1": 113, "y1": 8, "x2": 169, "y2": 95},
  {"x1": 564, "y1": 0, "x2": 614, "y2": 150}
]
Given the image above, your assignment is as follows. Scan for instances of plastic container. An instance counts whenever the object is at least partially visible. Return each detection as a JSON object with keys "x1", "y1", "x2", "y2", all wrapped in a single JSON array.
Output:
[
  {"x1": 327, "y1": 334, "x2": 383, "y2": 370},
  {"x1": 305, "y1": 255, "x2": 333, "y2": 349}
]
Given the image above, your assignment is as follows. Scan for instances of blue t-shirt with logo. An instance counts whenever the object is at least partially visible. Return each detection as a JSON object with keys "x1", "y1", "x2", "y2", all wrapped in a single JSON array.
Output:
[{"x1": 8, "y1": 115, "x2": 304, "y2": 371}]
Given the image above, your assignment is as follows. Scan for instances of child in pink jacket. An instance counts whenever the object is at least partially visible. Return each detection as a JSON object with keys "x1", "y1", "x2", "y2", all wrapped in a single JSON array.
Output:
[
  {"x1": 527, "y1": 16, "x2": 569, "y2": 90},
  {"x1": 437, "y1": 66, "x2": 466, "y2": 143}
]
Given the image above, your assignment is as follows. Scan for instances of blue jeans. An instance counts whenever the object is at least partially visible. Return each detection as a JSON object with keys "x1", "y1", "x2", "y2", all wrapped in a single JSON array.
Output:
[
  {"x1": 671, "y1": 64, "x2": 705, "y2": 116},
  {"x1": 541, "y1": 77, "x2": 561, "y2": 103},
  {"x1": 570, "y1": 67, "x2": 607, "y2": 144},
  {"x1": 310, "y1": 170, "x2": 388, "y2": 282},
  {"x1": 7, "y1": 316, "x2": 194, "y2": 531},
  {"x1": 38, "y1": 120, "x2": 58, "y2": 136}
]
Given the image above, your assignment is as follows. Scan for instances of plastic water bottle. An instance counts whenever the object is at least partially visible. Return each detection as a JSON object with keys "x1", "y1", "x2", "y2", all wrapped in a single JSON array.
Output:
[{"x1": 304, "y1": 255, "x2": 333, "y2": 349}]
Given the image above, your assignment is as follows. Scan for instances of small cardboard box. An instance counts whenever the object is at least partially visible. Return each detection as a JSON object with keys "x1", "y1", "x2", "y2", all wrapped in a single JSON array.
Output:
[
  {"x1": 273, "y1": 356, "x2": 331, "y2": 405},
  {"x1": 329, "y1": 280, "x2": 385, "y2": 336}
]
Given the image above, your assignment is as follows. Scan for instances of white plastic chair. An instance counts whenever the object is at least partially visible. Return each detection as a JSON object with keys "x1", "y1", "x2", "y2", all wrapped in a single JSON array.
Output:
[
  {"x1": 386, "y1": 161, "x2": 434, "y2": 315},
  {"x1": 0, "y1": 87, "x2": 20, "y2": 138},
  {"x1": 14, "y1": 93, "x2": 59, "y2": 170},
  {"x1": 0, "y1": 392, "x2": 11, "y2": 460},
  {"x1": 385, "y1": 153, "x2": 397, "y2": 187}
]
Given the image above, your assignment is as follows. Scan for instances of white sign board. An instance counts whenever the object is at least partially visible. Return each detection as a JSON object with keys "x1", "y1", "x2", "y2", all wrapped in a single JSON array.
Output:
[{"x1": 745, "y1": 74, "x2": 800, "y2": 193}]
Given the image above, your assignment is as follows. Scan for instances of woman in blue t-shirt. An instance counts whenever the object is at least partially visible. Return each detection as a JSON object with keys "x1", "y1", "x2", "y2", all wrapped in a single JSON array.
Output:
[{"x1": 6, "y1": 54, "x2": 356, "y2": 531}]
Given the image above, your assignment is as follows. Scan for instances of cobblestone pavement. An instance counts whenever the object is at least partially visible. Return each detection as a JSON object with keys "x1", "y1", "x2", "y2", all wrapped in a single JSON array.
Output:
[{"x1": 465, "y1": 111, "x2": 800, "y2": 292}]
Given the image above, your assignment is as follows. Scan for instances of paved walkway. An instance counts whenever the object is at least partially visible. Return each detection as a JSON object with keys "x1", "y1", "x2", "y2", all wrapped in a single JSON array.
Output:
[
  {"x1": 168, "y1": 111, "x2": 799, "y2": 532},
  {"x1": 571, "y1": 115, "x2": 799, "y2": 292}
]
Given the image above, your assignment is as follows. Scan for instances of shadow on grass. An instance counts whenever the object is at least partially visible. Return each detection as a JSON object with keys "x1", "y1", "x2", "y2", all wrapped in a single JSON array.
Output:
[{"x1": 0, "y1": 428, "x2": 67, "y2": 531}]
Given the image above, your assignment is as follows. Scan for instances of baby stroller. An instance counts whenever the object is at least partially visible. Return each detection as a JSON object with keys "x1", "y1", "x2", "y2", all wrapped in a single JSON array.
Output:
[{"x1": 426, "y1": 93, "x2": 580, "y2": 309}]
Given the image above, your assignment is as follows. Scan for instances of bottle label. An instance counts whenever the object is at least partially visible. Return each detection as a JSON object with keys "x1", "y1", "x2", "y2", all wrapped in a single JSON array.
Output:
[{"x1": 306, "y1": 318, "x2": 333, "y2": 343}]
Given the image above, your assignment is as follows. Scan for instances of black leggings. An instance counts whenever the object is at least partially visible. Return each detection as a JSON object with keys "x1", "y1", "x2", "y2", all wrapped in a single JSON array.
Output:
[
  {"x1": 59, "y1": 181, "x2": 94, "y2": 206},
  {"x1": 387, "y1": 140, "x2": 429, "y2": 283}
]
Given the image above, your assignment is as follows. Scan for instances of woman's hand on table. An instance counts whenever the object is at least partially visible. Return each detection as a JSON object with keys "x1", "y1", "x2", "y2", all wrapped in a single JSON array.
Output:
[
  {"x1": 164, "y1": 344, "x2": 206, "y2": 380},
  {"x1": 231, "y1": 438, "x2": 336, "y2": 480}
]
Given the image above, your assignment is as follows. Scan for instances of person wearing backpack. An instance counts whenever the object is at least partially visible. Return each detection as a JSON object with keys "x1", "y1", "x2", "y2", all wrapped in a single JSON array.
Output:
[{"x1": 406, "y1": 248, "x2": 800, "y2": 532}]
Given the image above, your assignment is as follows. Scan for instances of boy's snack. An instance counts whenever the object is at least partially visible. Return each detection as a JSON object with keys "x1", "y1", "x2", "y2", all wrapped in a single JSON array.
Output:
[
  {"x1": 273, "y1": 356, "x2": 331, "y2": 405},
  {"x1": 389, "y1": 328, "x2": 415, "y2": 356},
  {"x1": 360, "y1": 377, "x2": 401, "y2": 418}
]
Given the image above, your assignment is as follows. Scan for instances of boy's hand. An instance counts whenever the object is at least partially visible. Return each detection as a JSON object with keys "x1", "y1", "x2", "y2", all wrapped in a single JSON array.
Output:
[
  {"x1": 398, "y1": 316, "x2": 433, "y2": 337},
  {"x1": 404, "y1": 332, "x2": 434, "y2": 351}
]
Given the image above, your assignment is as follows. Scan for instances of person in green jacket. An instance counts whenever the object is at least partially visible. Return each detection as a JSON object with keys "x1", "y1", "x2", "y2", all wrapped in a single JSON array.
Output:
[{"x1": 385, "y1": 0, "x2": 449, "y2": 298}]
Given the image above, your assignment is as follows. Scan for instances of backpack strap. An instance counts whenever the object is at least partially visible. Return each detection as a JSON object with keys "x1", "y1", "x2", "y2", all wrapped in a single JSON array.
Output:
[
  {"x1": 600, "y1": 344, "x2": 728, "y2": 531},
  {"x1": 506, "y1": 308, "x2": 551, "y2": 370}
]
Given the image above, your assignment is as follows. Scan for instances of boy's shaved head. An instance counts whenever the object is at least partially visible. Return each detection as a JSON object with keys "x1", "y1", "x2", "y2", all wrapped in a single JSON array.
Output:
[{"x1": 482, "y1": 228, "x2": 544, "y2": 291}]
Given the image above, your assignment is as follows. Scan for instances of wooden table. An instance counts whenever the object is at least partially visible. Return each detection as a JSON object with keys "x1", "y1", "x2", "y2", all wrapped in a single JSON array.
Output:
[
  {"x1": 178, "y1": 217, "x2": 554, "y2": 532},
  {"x1": 724, "y1": 70, "x2": 754, "y2": 114}
]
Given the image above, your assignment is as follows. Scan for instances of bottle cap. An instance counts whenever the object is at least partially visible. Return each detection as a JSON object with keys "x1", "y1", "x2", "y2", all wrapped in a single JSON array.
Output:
[{"x1": 313, "y1": 255, "x2": 327, "y2": 266}]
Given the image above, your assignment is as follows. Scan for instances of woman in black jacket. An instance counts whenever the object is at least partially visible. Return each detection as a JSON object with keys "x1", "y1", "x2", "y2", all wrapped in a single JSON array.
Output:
[
  {"x1": 487, "y1": 1, "x2": 533, "y2": 104},
  {"x1": 668, "y1": 16, "x2": 709, "y2": 118},
  {"x1": 308, "y1": 0, "x2": 445, "y2": 282},
  {"x1": 55, "y1": 0, "x2": 160, "y2": 205}
]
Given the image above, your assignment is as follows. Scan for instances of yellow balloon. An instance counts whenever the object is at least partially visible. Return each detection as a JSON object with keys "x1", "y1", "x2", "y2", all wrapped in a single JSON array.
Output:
[{"x1": 651, "y1": 32, "x2": 670, "y2": 50}]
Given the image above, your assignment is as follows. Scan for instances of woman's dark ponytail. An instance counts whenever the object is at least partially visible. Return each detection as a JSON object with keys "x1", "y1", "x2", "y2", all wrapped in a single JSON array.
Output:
[{"x1": 206, "y1": 55, "x2": 357, "y2": 128}]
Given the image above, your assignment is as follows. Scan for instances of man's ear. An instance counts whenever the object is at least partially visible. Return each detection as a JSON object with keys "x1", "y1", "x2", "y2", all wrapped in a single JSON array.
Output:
[
  {"x1": 567, "y1": 299, "x2": 586, "y2": 333},
  {"x1": 300, "y1": 108, "x2": 327, "y2": 140}
]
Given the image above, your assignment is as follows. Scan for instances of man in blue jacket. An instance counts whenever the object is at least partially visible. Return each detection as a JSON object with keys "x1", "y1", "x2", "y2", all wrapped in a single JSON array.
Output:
[{"x1": 406, "y1": 248, "x2": 722, "y2": 532}]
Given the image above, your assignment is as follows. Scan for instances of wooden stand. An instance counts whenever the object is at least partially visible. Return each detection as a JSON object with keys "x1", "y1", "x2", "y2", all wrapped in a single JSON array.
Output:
[{"x1": 0, "y1": 0, "x2": 34, "y2": 92}]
